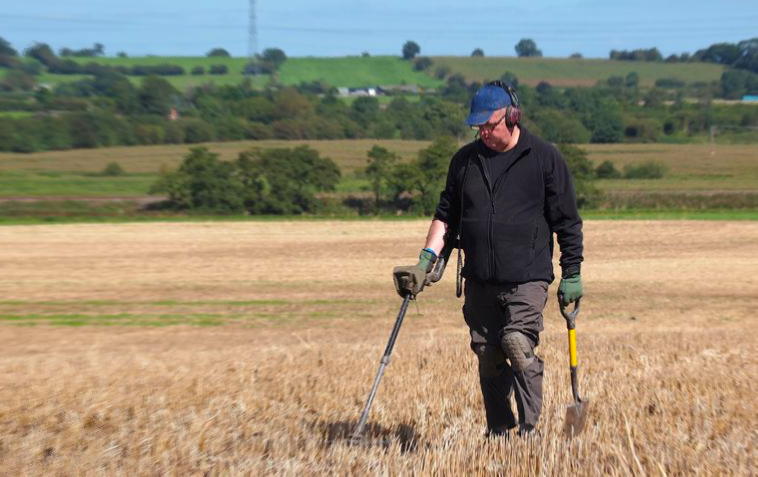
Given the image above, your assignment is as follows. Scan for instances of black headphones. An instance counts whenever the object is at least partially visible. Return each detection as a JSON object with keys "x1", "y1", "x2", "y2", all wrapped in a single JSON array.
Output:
[{"x1": 486, "y1": 80, "x2": 521, "y2": 128}]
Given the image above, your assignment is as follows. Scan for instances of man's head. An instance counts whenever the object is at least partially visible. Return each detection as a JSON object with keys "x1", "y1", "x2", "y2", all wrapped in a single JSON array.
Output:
[{"x1": 466, "y1": 81, "x2": 521, "y2": 151}]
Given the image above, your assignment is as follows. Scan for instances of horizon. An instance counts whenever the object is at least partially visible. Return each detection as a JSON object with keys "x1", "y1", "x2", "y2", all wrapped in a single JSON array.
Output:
[{"x1": 1, "y1": 0, "x2": 757, "y2": 59}]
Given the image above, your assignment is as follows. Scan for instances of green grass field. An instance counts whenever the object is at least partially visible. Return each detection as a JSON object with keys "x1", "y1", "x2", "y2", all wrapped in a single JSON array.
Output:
[
  {"x1": 1, "y1": 56, "x2": 441, "y2": 90},
  {"x1": 2, "y1": 55, "x2": 726, "y2": 90},
  {"x1": 430, "y1": 57, "x2": 726, "y2": 87}
]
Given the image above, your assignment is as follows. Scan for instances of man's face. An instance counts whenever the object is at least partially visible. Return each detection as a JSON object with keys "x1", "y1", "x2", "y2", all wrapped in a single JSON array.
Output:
[{"x1": 476, "y1": 108, "x2": 513, "y2": 151}]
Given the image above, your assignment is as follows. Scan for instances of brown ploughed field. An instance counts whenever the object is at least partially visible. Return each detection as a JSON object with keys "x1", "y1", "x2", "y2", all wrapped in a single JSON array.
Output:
[{"x1": 0, "y1": 220, "x2": 756, "y2": 475}]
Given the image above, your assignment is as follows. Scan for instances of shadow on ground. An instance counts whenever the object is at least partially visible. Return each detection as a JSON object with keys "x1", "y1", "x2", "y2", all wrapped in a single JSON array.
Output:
[{"x1": 316, "y1": 420, "x2": 421, "y2": 453}]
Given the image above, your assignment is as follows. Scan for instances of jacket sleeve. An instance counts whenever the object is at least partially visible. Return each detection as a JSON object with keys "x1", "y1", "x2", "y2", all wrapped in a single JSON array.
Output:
[
  {"x1": 544, "y1": 147, "x2": 584, "y2": 276},
  {"x1": 433, "y1": 149, "x2": 465, "y2": 227}
]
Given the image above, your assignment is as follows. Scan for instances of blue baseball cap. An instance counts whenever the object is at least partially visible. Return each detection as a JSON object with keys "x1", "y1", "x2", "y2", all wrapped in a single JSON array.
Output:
[{"x1": 465, "y1": 84, "x2": 512, "y2": 126}]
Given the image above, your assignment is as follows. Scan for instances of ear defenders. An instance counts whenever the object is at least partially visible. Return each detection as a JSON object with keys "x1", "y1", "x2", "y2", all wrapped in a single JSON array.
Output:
[{"x1": 486, "y1": 80, "x2": 521, "y2": 128}]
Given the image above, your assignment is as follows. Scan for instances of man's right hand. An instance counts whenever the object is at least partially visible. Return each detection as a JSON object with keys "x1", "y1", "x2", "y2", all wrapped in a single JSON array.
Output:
[{"x1": 393, "y1": 249, "x2": 437, "y2": 297}]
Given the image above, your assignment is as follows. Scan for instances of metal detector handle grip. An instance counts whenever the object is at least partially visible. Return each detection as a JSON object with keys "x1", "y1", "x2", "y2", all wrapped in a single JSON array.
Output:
[{"x1": 426, "y1": 240, "x2": 455, "y2": 284}]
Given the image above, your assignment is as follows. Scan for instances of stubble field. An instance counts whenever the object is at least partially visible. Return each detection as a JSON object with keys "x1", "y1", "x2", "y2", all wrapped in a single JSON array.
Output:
[{"x1": 0, "y1": 220, "x2": 756, "y2": 475}]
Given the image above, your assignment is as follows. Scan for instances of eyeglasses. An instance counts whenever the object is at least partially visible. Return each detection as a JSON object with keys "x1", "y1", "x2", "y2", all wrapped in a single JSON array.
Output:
[{"x1": 470, "y1": 113, "x2": 506, "y2": 132}]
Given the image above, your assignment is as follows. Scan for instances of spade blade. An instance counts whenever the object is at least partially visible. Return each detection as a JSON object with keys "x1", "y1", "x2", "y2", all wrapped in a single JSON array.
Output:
[{"x1": 563, "y1": 399, "x2": 590, "y2": 438}]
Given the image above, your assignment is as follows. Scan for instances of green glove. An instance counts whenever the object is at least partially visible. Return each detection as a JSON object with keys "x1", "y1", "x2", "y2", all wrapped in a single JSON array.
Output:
[
  {"x1": 393, "y1": 249, "x2": 437, "y2": 297},
  {"x1": 558, "y1": 273, "x2": 583, "y2": 306}
]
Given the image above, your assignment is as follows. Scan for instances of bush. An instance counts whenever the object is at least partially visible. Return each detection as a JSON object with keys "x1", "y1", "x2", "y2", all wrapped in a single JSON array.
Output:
[
  {"x1": 191, "y1": 66, "x2": 205, "y2": 75},
  {"x1": 595, "y1": 160, "x2": 621, "y2": 179},
  {"x1": 471, "y1": 48, "x2": 484, "y2": 57},
  {"x1": 413, "y1": 57, "x2": 433, "y2": 72},
  {"x1": 209, "y1": 64, "x2": 229, "y2": 75},
  {"x1": 102, "y1": 162, "x2": 125, "y2": 176},
  {"x1": 655, "y1": 77, "x2": 686, "y2": 89},
  {"x1": 434, "y1": 66, "x2": 451, "y2": 80},
  {"x1": 623, "y1": 160, "x2": 668, "y2": 179},
  {"x1": 130, "y1": 64, "x2": 186, "y2": 76}
]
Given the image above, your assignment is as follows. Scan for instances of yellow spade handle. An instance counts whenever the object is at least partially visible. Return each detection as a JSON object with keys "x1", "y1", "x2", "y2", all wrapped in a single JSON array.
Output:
[{"x1": 568, "y1": 328, "x2": 578, "y2": 367}]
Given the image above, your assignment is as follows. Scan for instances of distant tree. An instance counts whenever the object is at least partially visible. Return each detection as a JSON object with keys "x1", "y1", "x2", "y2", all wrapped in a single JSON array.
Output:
[
  {"x1": 515, "y1": 38, "x2": 542, "y2": 57},
  {"x1": 0, "y1": 36, "x2": 17, "y2": 56},
  {"x1": 150, "y1": 147, "x2": 245, "y2": 213},
  {"x1": 569, "y1": 52, "x2": 583, "y2": 59},
  {"x1": 534, "y1": 110, "x2": 590, "y2": 144},
  {"x1": 588, "y1": 107, "x2": 624, "y2": 143},
  {"x1": 117, "y1": 51, "x2": 128, "y2": 58},
  {"x1": 92, "y1": 71, "x2": 139, "y2": 114},
  {"x1": 625, "y1": 71, "x2": 640, "y2": 88},
  {"x1": 365, "y1": 145, "x2": 399, "y2": 205},
  {"x1": 734, "y1": 38, "x2": 758, "y2": 74},
  {"x1": 24, "y1": 42, "x2": 57, "y2": 65},
  {"x1": 191, "y1": 66, "x2": 205, "y2": 75},
  {"x1": 556, "y1": 144, "x2": 602, "y2": 208},
  {"x1": 499, "y1": 71, "x2": 519, "y2": 89},
  {"x1": 388, "y1": 136, "x2": 457, "y2": 214},
  {"x1": 206, "y1": 47, "x2": 231, "y2": 57},
  {"x1": 413, "y1": 56, "x2": 433, "y2": 71},
  {"x1": 720, "y1": 70, "x2": 758, "y2": 99},
  {"x1": 694, "y1": 42, "x2": 741, "y2": 65},
  {"x1": 261, "y1": 48, "x2": 287, "y2": 69},
  {"x1": 402, "y1": 40, "x2": 421, "y2": 60},
  {"x1": 93, "y1": 43, "x2": 105, "y2": 56},
  {"x1": 471, "y1": 48, "x2": 484, "y2": 57},
  {"x1": 137, "y1": 76, "x2": 178, "y2": 115},
  {"x1": 350, "y1": 96, "x2": 380, "y2": 128},
  {"x1": 236, "y1": 146, "x2": 340, "y2": 215}
]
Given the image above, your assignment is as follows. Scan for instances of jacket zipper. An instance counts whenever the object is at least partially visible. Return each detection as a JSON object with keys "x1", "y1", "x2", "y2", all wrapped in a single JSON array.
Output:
[{"x1": 476, "y1": 154, "x2": 495, "y2": 280}]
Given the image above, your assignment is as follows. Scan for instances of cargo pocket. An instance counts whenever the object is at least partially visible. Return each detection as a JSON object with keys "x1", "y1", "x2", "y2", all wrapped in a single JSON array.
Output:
[{"x1": 491, "y1": 219, "x2": 537, "y2": 282}]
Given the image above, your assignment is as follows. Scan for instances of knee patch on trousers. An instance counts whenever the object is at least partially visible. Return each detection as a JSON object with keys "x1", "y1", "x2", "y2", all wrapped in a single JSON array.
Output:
[
  {"x1": 473, "y1": 344, "x2": 506, "y2": 378},
  {"x1": 501, "y1": 332, "x2": 535, "y2": 372}
]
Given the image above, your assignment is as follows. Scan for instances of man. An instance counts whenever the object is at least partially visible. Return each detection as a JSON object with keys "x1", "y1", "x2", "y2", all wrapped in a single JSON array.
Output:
[{"x1": 393, "y1": 80, "x2": 583, "y2": 437}]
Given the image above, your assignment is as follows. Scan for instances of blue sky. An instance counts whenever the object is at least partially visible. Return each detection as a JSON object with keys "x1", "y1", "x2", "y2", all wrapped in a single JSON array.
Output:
[{"x1": 1, "y1": 0, "x2": 756, "y2": 58}]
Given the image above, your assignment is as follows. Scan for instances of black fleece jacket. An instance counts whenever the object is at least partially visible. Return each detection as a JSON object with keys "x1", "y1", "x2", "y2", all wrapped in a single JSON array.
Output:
[{"x1": 434, "y1": 128, "x2": 583, "y2": 284}]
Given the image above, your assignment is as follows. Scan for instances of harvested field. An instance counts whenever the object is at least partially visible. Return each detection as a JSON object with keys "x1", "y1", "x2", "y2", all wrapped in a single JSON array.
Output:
[{"x1": 0, "y1": 220, "x2": 756, "y2": 475}]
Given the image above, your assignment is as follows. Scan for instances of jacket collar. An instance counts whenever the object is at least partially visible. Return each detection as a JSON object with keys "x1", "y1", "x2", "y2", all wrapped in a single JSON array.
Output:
[{"x1": 474, "y1": 125, "x2": 533, "y2": 159}]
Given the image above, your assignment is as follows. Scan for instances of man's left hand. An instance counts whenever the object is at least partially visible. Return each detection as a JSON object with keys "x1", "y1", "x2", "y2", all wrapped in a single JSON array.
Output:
[{"x1": 558, "y1": 274, "x2": 583, "y2": 306}]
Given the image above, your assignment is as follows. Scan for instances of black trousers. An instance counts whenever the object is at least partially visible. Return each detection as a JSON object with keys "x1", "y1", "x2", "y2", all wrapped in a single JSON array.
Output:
[{"x1": 462, "y1": 279, "x2": 548, "y2": 432}]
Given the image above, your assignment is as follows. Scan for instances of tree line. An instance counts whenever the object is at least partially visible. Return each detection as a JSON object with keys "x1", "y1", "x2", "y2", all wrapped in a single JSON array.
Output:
[
  {"x1": 1, "y1": 67, "x2": 757, "y2": 153},
  {"x1": 151, "y1": 136, "x2": 625, "y2": 216}
]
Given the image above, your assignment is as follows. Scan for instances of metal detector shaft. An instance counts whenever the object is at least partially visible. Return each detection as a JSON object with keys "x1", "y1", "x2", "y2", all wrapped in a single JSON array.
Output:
[{"x1": 352, "y1": 294, "x2": 412, "y2": 439}]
